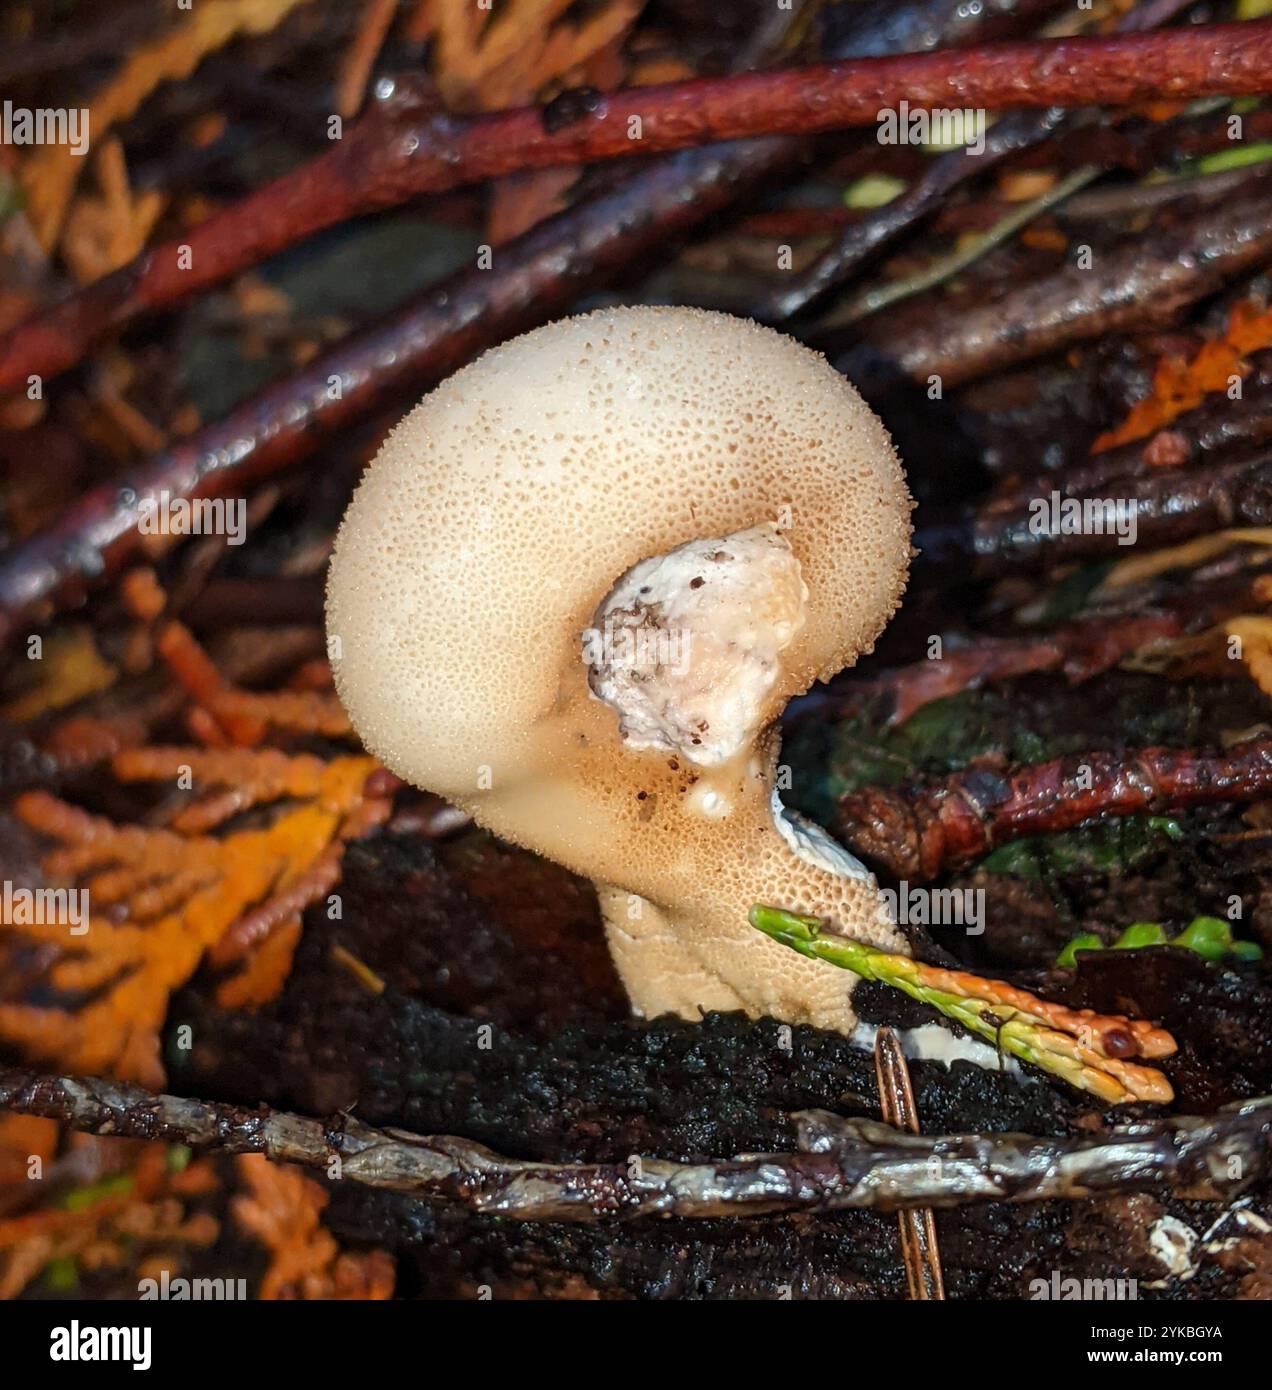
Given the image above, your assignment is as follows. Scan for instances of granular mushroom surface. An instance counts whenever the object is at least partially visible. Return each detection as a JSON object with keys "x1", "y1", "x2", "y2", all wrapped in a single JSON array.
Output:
[{"x1": 327, "y1": 306, "x2": 913, "y2": 1032}]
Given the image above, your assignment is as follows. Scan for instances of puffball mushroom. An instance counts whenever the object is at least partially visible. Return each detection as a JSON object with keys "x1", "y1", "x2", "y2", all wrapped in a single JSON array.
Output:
[{"x1": 326, "y1": 306, "x2": 913, "y2": 1034}]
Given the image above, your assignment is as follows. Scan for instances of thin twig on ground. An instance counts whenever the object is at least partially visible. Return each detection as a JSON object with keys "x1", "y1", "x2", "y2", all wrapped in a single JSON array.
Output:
[{"x1": 0, "y1": 1070, "x2": 1267, "y2": 1218}]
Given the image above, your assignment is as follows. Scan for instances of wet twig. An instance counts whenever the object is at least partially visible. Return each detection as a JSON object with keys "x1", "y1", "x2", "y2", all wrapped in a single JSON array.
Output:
[
  {"x1": 838, "y1": 178, "x2": 1272, "y2": 392},
  {"x1": 4, "y1": 21, "x2": 1272, "y2": 394},
  {"x1": 792, "y1": 567, "x2": 1271, "y2": 732},
  {"x1": 1, "y1": 1070, "x2": 1268, "y2": 1217},
  {"x1": 796, "y1": 612, "x2": 1185, "y2": 729},
  {"x1": 0, "y1": 140, "x2": 796, "y2": 648},
  {"x1": 761, "y1": 108, "x2": 1071, "y2": 322},
  {"x1": 919, "y1": 454, "x2": 1272, "y2": 577},
  {"x1": 836, "y1": 736, "x2": 1272, "y2": 881},
  {"x1": 762, "y1": 0, "x2": 1196, "y2": 323},
  {"x1": 823, "y1": 163, "x2": 1100, "y2": 326}
]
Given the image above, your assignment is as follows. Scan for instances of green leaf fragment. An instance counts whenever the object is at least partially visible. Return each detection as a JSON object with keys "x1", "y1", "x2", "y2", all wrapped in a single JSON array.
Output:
[
  {"x1": 1113, "y1": 922, "x2": 1168, "y2": 950},
  {"x1": 1194, "y1": 141, "x2": 1272, "y2": 176},
  {"x1": 981, "y1": 815, "x2": 1183, "y2": 878},
  {"x1": 1172, "y1": 915, "x2": 1239, "y2": 962},
  {"x1": 1056, "y1": 932, "x2": 1103, "y2": 967},
  {"x1": 41, "y1": 1256, "x2": 79, "y2": 1292},
  {"x1": 165, "y1": 1144, "x2": 193, "y2": 1174},
  {"x1": 58, "y1": 1172, "x2": 133, "y2": 1212},
  {"x1": 843, "y1": 173, "x2": 908, "y2": 208}
]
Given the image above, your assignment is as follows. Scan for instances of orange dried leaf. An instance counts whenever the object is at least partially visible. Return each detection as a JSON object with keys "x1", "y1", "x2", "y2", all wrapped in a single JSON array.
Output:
[
  {"x1": 0, "y1": 1116, "x2": 58, "y2": 1188},
  {"x1": 432, "y1": 0, "x2": 641, "y2": 111},
  {"x1": 120, "y1": 567, "x2": 167, "y2": 623},
  {"x1": 20, "y1": 0, "x2": 317, "y2": 252},
  {"x1": 1226, "y1": 616, "x2": 1272, "y2": 699},
  {"x1": 0, "y1": 1144, "x2": 219, "y2": 1300},
  {"x1": 232, "y1": 1154, "x2": 394, "y2": 1300},
  {"x1": 1093, "y1": 299, "x2": 1272, "y2": 452},
  {"x1": 155, "y1": 620, "x2": 349, "y2": 744},
  {"x1": 216, "y1": 915, "x2": 303, "y2": 1008},
  {"x1": 1, "y1": 750, "x2": 377, "y2": 1085}
]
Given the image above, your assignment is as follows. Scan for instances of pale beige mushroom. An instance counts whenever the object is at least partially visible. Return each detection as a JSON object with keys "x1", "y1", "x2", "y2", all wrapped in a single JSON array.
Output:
[{"x1": 326, "y1": 306, "x2": 913, "y2": 1034}]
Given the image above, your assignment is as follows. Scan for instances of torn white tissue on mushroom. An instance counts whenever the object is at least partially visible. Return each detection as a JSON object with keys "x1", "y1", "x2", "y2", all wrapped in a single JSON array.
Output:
[
  {"x1": 772, "y1": 817, "x2": 1018, "y2": 1071},
  {"x1": 771, "y1": 790, "x2": 874, "y2": 884},
  {"x1": 584, "y1": 523, "x2": 807, "y2": 767}
]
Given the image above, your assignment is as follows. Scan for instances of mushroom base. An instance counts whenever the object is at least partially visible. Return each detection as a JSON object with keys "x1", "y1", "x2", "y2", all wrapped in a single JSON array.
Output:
[
  {"x1": 593, "y1": 818, "x2": 902, "y2": 1036},
  {"x1": 443, "y1": 696, "x2": 910, "y2": 1034}
]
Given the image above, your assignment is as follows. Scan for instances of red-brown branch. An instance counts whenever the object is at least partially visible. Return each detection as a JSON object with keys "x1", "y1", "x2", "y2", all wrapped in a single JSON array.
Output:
[
  {"x1": 848, "y1": 613, "x2": 1185, "y2": 727},
  {"x1": 836, "y1": 736, "x2": 1272, "y2": 881},
  {"x1": 4, "y1": 21, "x2": 1272, "y2": 395},
  {"x1": 793, "y1": 566, "x2": 1269, "y2": 733},
  {"x1": 0, "y1": 139, "x2": 796, "y2": 648}
]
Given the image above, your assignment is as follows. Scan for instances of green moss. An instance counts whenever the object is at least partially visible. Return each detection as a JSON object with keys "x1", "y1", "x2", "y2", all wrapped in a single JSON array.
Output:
[{"x1": 980, "y1": 815, "x2": 1183, "y2": 878}]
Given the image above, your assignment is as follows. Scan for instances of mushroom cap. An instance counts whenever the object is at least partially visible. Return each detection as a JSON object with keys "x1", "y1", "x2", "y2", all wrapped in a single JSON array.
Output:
[{"x1": 327, "y1": 306, "x2": 911, "y2": 799}]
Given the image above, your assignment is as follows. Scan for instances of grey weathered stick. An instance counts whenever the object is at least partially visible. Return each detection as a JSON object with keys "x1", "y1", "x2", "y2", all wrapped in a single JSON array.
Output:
[
  {"x1": 839, "y1": 176, "x2": 1272, "y2": 391},
  {"x1": 1, "y1": 1070, "x2": 1269, "y2": 1220}
]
